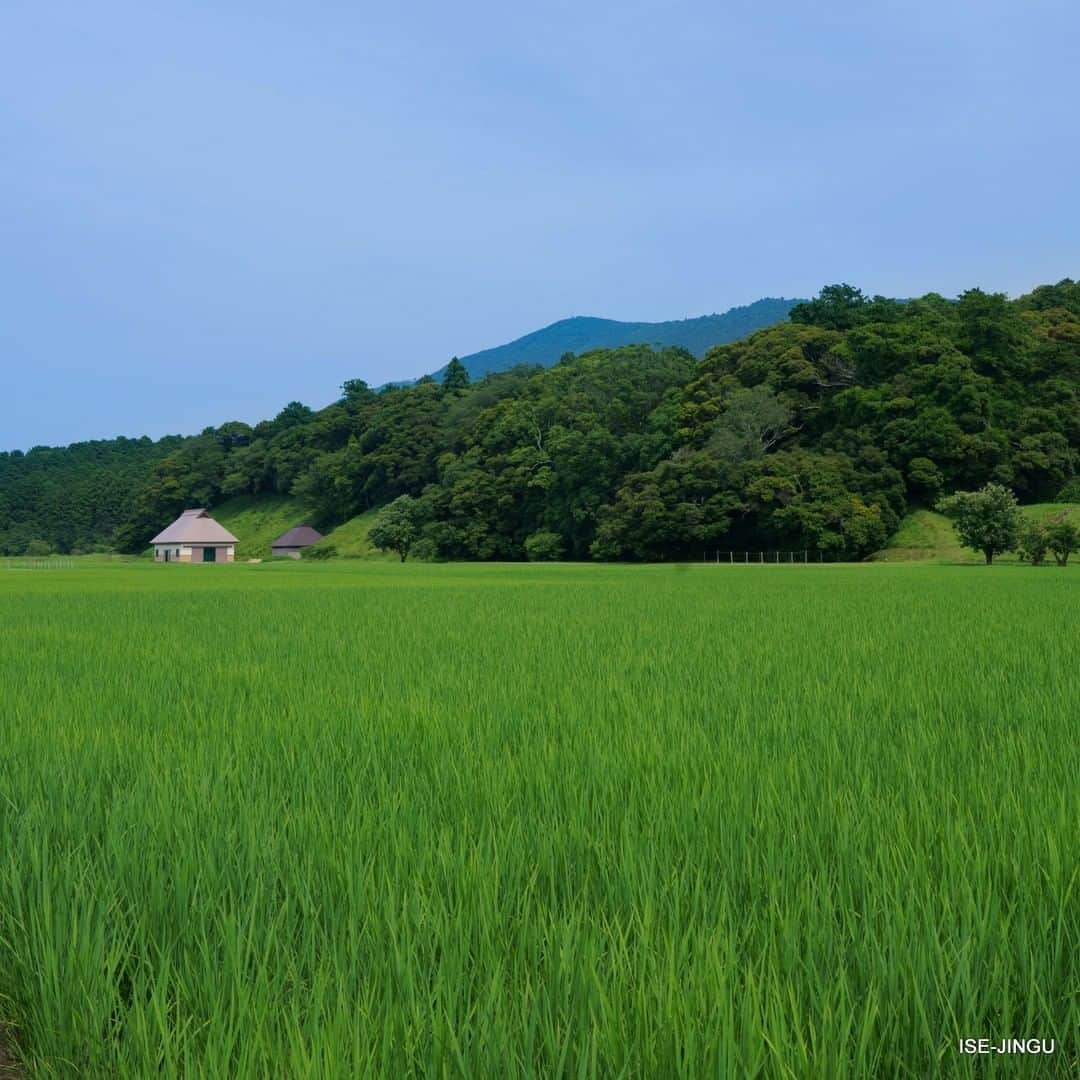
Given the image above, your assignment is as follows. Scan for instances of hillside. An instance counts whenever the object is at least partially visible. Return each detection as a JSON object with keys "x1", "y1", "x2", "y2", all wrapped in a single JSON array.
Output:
[
  {"x1": 313, "y1": 509, "x2": 396, "y2": 560},
  {"x1": 211, "y1": 495, "x2": 318, "y2": 559},
  {"x1": 441, "y1": 298, "x2": 803, "y2": 380},
  {"x1": 4, "y1": 278, "x2": 1078, "y2": 562},
  {"x1": 875, "y1": 505, "x2": 1080, "y2": 562},
  {"x1": 211, "y1": 495, "x2": 394, "y2": 560}
]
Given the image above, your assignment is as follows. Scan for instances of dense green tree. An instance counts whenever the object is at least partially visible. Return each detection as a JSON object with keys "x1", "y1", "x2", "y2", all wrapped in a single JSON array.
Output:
[
  {"x1": 524, "y1": 531, "x2": 564, "y2": 561},
  {"x1": 907, "y1": 457, "x2": 944, "y2": 503},
  {"x1": 937, "y1": 483, "x2": 1022, "y2": 564},
  {"x1": 1017, "y1": 519, "x2": 1049, "y2": 565},
  {"x1": 442, "y1": 357, "x2": 471, "y2": 394},
  {"x1": 741, "y1": 450, "x2": 900, "y2": 557},
  {"x1": 790, "y1": 284, "x2": 902, "y2": 331},
  {"x1": 708, "y1": 385, "x2": 793, "y2": 462},
  {"x1": 214, "y1": 421, "x2": 253, "y2": 448},
  {"x1": 369, "y1": 495, "x2": 425, "y2": 562},
  {"x1": 591, "y1": 451, "x2": 740, "y2": 560},
  {"x1": 340, "y1": 379, "x2": 375, "y2": 405},
  {"x1": 1045, "y1": 515, "x2": 1079, "y2": 566}
]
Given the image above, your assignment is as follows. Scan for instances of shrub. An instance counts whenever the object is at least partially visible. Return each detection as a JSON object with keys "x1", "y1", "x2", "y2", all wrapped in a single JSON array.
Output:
[
  {"x1": 1017, "y1": 520, "x2": 1049, "y2": 565},
  {"x1": 524, "y1": 531, "x2": 564, "y2": 562},
  {"x1": 1045, "y1": 516, "x2": 1079, "y2": 567},
  {"x1": 305, "y1": 543, "x2": 337, "y2": 560},
  {"x1": 25, "y1": 539, "x2": 52, "y2": 557},
  {"x1": 409, "y1": 538, "x2": 440, "y2": 562},
  {"x1": 1057, "y1": 476, "x2": 1080, "y2": 502}
]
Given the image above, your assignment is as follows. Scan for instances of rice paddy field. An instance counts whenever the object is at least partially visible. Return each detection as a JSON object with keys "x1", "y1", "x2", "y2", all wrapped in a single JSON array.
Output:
[{"x1": 0, "y1": 561, "x2": 1077, "y2": 1077}]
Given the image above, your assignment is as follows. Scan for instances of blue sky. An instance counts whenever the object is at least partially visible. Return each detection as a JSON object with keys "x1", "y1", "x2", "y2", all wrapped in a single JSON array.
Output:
[{"x1": 2, "y1": 1, "x2": 1077, "y2": 449}]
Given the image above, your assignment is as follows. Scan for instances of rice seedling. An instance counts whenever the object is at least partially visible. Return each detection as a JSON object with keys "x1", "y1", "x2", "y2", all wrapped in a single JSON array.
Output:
[{"x1": 0, "y1": 562, "x2": 1076, "y2": 1076}]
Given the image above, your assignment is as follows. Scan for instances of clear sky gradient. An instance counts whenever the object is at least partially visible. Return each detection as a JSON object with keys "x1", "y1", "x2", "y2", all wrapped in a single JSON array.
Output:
[{"x1": 2, "y1": 1, "x2": 1077, "y2": 449}]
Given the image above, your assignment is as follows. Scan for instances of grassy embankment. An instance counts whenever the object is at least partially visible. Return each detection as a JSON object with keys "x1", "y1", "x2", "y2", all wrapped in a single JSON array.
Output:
[
  {"x1": 875, "y1": 503, "x2": 1079, "y2": 562},
  {"x1": 210, "y1": 496, "x2": 391, "y2": 561},
  {"x1": 0, "y1": 561, "x2": 1076, "y2": 1077}
]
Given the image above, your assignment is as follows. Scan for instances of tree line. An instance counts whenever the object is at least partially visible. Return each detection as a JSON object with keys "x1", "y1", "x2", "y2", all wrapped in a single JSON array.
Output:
[{"x1": 2, "y1": 279, "x2": 1078, "y2": 560}]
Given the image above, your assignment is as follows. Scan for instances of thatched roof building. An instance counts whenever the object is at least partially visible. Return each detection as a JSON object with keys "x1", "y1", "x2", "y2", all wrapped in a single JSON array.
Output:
[
  {"x1": 151, "y1": 509, "x2": 238, "y2": 563},
  {"x1": 271, "y1": 525, "x2": 323, "y2": 558}
]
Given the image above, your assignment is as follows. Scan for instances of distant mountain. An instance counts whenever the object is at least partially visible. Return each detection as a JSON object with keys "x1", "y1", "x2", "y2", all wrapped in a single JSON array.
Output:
[{"x1": 439, "y1": 298, "x2": 804, "y2": 381}]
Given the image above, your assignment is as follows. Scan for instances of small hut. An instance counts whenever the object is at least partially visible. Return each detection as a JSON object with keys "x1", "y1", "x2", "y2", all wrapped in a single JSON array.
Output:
[
  {"x1": 151, "y1": 509, "x2": 238, "y2": 563},
  {"x1": 271, "y1": 525, "x2": 324, "y2": 559}
]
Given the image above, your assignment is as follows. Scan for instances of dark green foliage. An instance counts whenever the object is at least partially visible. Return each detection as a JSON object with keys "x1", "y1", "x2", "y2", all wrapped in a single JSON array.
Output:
[
  {"x1": 441, "y1": 357, "x2": 470, "y2": 394},
  {"x1": 523, "y1": 531, "x2": 564, "y2": 561},
  {"x1": 5, "y1": 279, "x2": 1079, "y2": 562},
  {"x1": 790, "y1": 284, "x2": 903, "y2": 331},
  {"x1": 907, "y1": 457, "x2": 944, "y2": 501},
  {"x1": 742, "y1": 450, "x2": 901, "y2": 556},
  {"x1": 0, "y1": 436, "x2": 185, "y2": 555},
  {"x1": 340, "y1": 379, "x2": 375, "y2": 405},
  {"x1": 708, "y1": 385, "x2": 793, "y2": 462},
  {"x1": 1013, "y1": 277, "x2": 1080, "y2": 316},
  {"x1": 1059, "y1": 477, "x2": 1080, "y2": 501},
  {"x1": 417, "y1": 346, "x2": 697, "y2": 560},
  {"x1": 591, "y1": 451, "x2": 739, "y2": 561},
  {"x1": 937, "y1": 483, "x2": 1023, "y2": 564}
]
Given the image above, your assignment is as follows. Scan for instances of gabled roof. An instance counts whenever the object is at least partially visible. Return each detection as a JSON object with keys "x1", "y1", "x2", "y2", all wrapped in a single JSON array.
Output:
[
  {"x1": 150, "y1": 509, "x2": 239, "y2": 545},
  {"x1": 271, "y1": 525, "x2": 324, "y2": 548}
]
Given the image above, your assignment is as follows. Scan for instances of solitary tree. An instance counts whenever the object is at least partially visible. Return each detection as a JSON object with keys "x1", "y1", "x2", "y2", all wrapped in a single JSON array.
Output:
[
  {"x1": 369, "y1": 495, "x2": 423, "y2": 562},
  {"x1": 442, "y1": 357, "x2": 471, "y2": 395},
  {"x1": 1045, "y1": 515, "x2": 1079, "y2": 566},
  {"x1": 936, "y1": 483, "x2": 1022, "y2": 564}
]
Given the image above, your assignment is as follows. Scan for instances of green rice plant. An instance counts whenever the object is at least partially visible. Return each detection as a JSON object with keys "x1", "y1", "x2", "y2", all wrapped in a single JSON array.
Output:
[{"x1": 0, "y1": 562, "x2": 1076, "y2": 1076}]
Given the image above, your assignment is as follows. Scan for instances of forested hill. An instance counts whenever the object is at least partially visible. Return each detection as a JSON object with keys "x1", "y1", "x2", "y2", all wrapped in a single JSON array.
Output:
[
  {"x1": 2, "y1": 279, "x2": 1077, "y2": 560},
  {"x1": 441, "y1": 298, "x2": 802, "y2": 380}
]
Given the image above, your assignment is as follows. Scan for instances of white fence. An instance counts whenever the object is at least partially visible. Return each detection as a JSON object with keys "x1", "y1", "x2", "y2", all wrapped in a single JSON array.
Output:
[
  {"x1": 703, "y1": 550, "x2": 834, "y2": 564},
  {"x1": 3, "y1": 557, "x2": 78, "y2": 570}
]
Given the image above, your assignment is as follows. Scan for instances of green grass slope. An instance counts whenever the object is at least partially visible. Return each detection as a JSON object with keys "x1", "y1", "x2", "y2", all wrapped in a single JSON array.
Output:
[
  {"x1": 875, "y1": 503, "x2": 1080, "y2": 562},
  {"x1": 210, "y1": 498, "x2": 395, "y2": 561},
  {"x1": 311, "y1": 509, "x2": 395, "y2": 560},
  {"x1": 210, "y1": 495, "x2": 317, "y2": 559}
]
